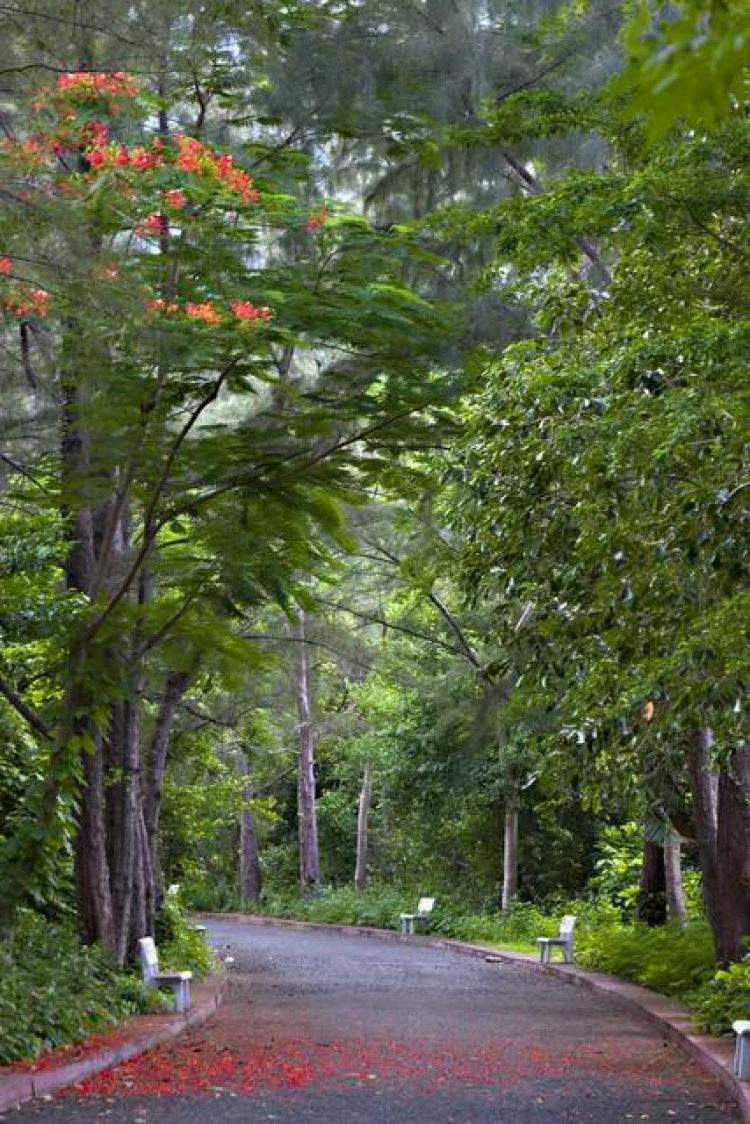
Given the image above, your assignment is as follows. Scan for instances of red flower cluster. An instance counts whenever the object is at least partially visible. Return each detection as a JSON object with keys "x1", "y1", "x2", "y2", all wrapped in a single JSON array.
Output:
[
  {"x1": 306, "y1": 206, "x2": 328, "y2": 232},
  {"x1": 79, "y1": 129, "x2": 258, "y2": 210},
  {"x1": 230, "y1": 301, "x2": 272, "y2": 322},
  {"x1": 146, "y1": 297, "x2": 272, "y2": 327},
  {"x1": 185, "y1": 301, "x2": 223, "y2": 325},
  {"x1": 56, "y1": 72, "x2": 140, "y2": 98},
  {"x1": 142, "y1": 212, "x2": 166, "y2": 231},
  {"x1": 86, "y1": 137, "x2": 164, "y2": 171},
  {"x1": 4, "y1": 287, "x2": 50, "y2": 318},
  {"x1": 164, "y1": 189, "x2": 187, "y2": 209},
  {"x1": 174, "y1": 135, "x2": 260, "y2": 205},
  {"x1": 0, "y1": 256, "x2": 11, "y2": 274}
]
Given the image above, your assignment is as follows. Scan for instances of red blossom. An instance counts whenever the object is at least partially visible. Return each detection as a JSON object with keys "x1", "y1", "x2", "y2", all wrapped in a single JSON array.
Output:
[
  {"x1": 147, "y1": 298, "x2": 179, "y2": 316},
  {"x1": 56, "y1": 72, "x2": 140, "y2": 98},
  {"x1": 230, "y1": 300, "x2": 272, "y2": 323},
  {"x1": 164, "y1": 189, "x2": 187, "y2": 209},
  {"x1": 185, "y1": 301, "x2": 222, "y2": 325},
  {"x1": 4, "y1": 287, "x2": 50, "y2": 318},
  {"x1": 0, "y1": 257, "x2": 12, "y2": 274},
  {"x1": 306, "y1": 206, "x2": 328, "y2": 232},
  {"x1": 81, "y1": 120, "x2": 109, "y2": 147},
  {"x1": 136, "y1": 212, "x2": 167, "y2": 238}
]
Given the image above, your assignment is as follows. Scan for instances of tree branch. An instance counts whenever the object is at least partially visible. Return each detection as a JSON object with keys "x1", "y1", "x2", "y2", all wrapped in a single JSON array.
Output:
[
  {"x1": 0, "y1": 676, "x2": 52, "y2": 741},
  {"x1": 502, "y1": 149, "x2": 613, "y2": 285}
]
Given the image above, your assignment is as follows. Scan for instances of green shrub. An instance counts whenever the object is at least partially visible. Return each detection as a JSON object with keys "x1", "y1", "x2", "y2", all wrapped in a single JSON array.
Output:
[
  {"x1": 155, "y1": 885, "x2": 212, "y2": 979},
  {"x1": 576, "y1": 920, "x2": 716, "y2": 998},
  {"x1": 257, "y1": 884, "x2": 411, "y2": 929},
  {"x1": 0, "y1": 910, "x2": 154, "y2": 1065},
  {"x1": 692, "y1": 960, "x2": 750, "y2": 1035}
]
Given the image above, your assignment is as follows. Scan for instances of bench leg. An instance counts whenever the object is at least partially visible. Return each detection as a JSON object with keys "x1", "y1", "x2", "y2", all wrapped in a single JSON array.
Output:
[
  {"x1": 401, "y1": 917, "x2": 414, "y2": 936},
  {"x1": 174, "y1": 980, "x2": 190, "y2": 1013},
  {"x1": 735, "y1": 1035, "x2": 750, "y2": 1080}
]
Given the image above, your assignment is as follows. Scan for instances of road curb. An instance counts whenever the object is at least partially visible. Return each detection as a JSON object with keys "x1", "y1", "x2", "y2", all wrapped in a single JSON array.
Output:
[
  {"x1": 0, "y1": 973, "x2": 226, "y2": 1115},
  {"x1": 200, "y1": 912, "x2": 749, "y2": 1122}
]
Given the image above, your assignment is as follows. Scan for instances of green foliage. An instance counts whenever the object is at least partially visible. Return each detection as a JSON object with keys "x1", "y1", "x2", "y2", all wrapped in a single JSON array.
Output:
[
  {"x1": 256, "y1": 883, "x2": 412, "y2": 930},
  {"x1": 589, "y1": 824, "x2": 645, "y2": 914},
  {"x1": 617, "y1": 1, "x2": 750, "y2": 138},
  {"x1": 0, "y1": 911, "x2": 155, "y2": 1064},
  {"x1": 153, "y1": 887, "x2": 212, "y2": 980},
  {"x1": 576, "y1": 920, "x2": 716, "y2": 999},
  {"x1": 692, "y1": 961, "x2": 750, "y2": 1035},
  {"x1": 452, "y1": 119, "x2": 749, "y2": 814}
]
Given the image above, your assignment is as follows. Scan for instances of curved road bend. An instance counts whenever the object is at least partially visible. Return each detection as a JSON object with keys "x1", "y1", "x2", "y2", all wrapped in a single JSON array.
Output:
[{"x1": 6, "y1": 919, "x2": 739, "y2": 1123}]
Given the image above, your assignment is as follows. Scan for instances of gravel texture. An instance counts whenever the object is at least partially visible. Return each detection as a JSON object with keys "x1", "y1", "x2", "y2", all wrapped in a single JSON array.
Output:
[{"x1": 2, "y1": 919, "x2": 739, "y2": 1123}]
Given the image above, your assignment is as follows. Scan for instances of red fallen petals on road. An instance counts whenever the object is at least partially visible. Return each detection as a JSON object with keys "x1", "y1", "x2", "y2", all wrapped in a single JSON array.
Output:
[
  {"x1": 69, "y1": 1034, "x2": 703, "y2": 1099},
  {"x1": 10, "y1": 1013, "x2": 171, "y2": 1074}
]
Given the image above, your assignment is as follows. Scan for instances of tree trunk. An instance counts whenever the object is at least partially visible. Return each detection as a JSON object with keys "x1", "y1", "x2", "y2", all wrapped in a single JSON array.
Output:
[
  {"x1": 501, "y1": 800, "x2": 518, "y2": 912},
  {"x1": 143, "y1": 669, "x2": 193, "y2": 910},
  {"x1": 355, "y1": 760, "x2": 372, "y2": 893},
  {"x1": 636, "y1": 838, "x2": 667, "y2": 926},
  {"x1": 689, "y1": 728, "x2": 722, "y2": 940},
  {"x1": 664, "y1": 830, "x2": 687, "y2": 924},
  {"x1": 106, "y1": 693, "x2": 141, "y2": 964},
  {"x1": 73, "y1": 724, "x2": 115, "y2": 950},
  {"x1": 690, "y1": 732, "x2": 750, "y2": 963},
  {"x1": 715, "y1": 746, "x2": 750, "y2": 963},
  {"x1": 61, "y1": 376, "x2": 122, "y2": 953},
  {"x1": 238, "y1": 752, "x2": 263, "y2": 903},
  {"x1": 294, "y1": 609, "x2": 320, "y2": 893}
]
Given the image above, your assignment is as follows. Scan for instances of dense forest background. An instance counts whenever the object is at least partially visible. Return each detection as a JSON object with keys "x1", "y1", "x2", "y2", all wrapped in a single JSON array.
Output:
[{"x1": 0, "y1": 0, "x2": 748, "y2": 1057}]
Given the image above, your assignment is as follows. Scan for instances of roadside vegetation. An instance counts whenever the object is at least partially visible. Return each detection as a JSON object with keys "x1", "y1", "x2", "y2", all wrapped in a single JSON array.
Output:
[{"x1": 0, "y1": 896, "x2": 211, "y2": 1065}]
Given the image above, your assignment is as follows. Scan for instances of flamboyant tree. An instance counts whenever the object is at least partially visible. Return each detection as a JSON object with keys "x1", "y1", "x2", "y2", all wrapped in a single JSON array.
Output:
[{"x1": 0, "y1": 63, "x2": 442, "y2": 958}]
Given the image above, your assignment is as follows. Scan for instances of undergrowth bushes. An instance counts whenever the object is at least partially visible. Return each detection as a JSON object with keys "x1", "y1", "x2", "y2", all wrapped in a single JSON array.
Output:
[
  {"x1": 155, "y1": 886, "x2": 212, "y2": 979},
  {"x1": 575, "y1": 919, "x2": 716, "y2": 996},
  {"x1": 258, "y1": 884, "x2": 408, "y2": 930},
  {"x1": 0, "y1": 893, "x2": 213, "y2": 1065},
  {"x1": 0, "y1": 911, "x2": 152, "y2": 1064}
]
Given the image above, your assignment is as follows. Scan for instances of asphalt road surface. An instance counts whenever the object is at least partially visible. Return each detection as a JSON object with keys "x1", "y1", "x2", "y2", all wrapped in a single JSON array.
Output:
[{"x1": 5, "y1": 919, "x2": 740, "y2": 1123}]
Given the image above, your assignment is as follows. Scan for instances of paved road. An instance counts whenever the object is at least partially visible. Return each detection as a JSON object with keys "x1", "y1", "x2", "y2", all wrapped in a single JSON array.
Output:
[{"x1": 5, "y1": 920, "x2": 739, "y2": 1123}]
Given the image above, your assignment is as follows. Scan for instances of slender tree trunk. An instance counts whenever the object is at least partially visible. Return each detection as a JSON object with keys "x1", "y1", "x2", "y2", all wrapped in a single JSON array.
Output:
[
  {"x1": 143, "y1": 669, "x2": 193, "y2": 910},
  {"x1": 238, "y1": 751, "x2": 263, "y2": 903},
  {"x1": 501, "y1": 798, "x2": 519, "y2": 912},
  {"x1": 355, "y1": 760, "x2": 372, "y2": 892},
  {"x1": 61, "y1": 377, "x2": 120, "y2": 953},
  {"x1": 129, "y1": 806, "x2": 154, "y2": 947},
  {"x1": 294, "y1": 609, "x2": 320, "y2": 893},
  {"x1": 106, "y1": 693, "x2": 141, "y2": 964},
  {"x1": 664, "y1": 830, "x2": 687, "y2": 924},
  {"x1": 636, "y1": 838, "x2": 667, "y2": 926},
  {"x1": 73, "y1": 723, "x2": 115, "y2": 950},
  {"x1": 689, "y1": 728, "x2": 722, "y2": 939}
]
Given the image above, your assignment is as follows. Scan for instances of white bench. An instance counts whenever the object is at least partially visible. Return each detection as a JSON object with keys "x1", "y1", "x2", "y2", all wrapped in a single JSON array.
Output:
[
  {"x1": 536, "y1": 914, "x2": 576, "y2": 964},
  {"x1": 733, "y1": 1020, "x2": 750, "y2": 1080},
  {"x1": 138, "y1": 936, "x2": 192, "y2": 1012},
  {"x1": 400, "y1": 897, "x2": 435, "y2": 936}
]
